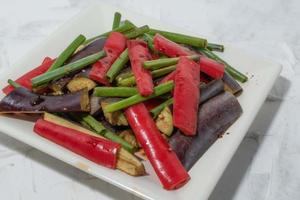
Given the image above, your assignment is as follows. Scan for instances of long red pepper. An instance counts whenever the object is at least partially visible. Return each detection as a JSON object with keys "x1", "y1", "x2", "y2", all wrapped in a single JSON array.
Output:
[
  {"x1": 34, "y1": 119, "x2": 120, "y2": 169},
  {"x1": 173, "y1": 57, "x2": 200, "y2": 136},
  {"x1": 153, "y1": 34, "x2": 194, "y2": 57},
  {"x1": 127, "y1": 40, "x2": 154, "y2": 96},
  {"x1": 199, "y1": 56, "x2": 225, "y2": 79},
  {"x1": 2, "y1": 57, "x2": 54, "y2": 94},
  {"x1": 125, "y1": 103, "x2": 190, "y2": 189},
  {"x1": 89, "y1": 32, "x2": 127, "y2": 85},
  {"x1": 158, "y1": 57, "x2": 224, "y2": 85},
  {"x1": 153, "y1": 34, "x2": 224, "y2": 79}
]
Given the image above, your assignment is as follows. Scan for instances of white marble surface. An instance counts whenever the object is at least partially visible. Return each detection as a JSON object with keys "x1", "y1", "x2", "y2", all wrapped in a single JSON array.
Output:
[{"x1": 0, "y1": 0, "x2": 299, "y2": 199}]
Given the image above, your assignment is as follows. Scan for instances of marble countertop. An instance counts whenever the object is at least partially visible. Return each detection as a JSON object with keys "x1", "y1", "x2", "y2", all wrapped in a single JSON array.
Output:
[{"x1": 0, "y1": 0, "x2": 299, "y2": 199}]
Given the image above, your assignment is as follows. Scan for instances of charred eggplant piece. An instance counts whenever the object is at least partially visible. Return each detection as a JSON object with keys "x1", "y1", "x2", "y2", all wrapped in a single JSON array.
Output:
[
  {"x1": 49, "y1": 67, "x2": 92, "y2": 94},
  {"x1": 49, "y1": 77, "x2": 72, "y2": 94},
  {"x1": 74, "y1": 67, "x2": 91, "y2": 78},
  {"x1": 155, "y1": 106, "x2": 173, "y2": 136},
  {"x1": 67, "y1": 37, "x2": 107, "y2": 64},
  {"x1": 134, "y1": 149, "x2": 147, "y2": 160},
  {"x1": 101, "y1": 98, "x2": 128, "y2": 126},
  {"x1": 119, "y1": 130, "x2": 139, "y2": 149},
  {"x1": 169, "y1": 92, "x2": 242, "y2": 170},
  {"x1": 47, "y1": 38, "x2": 106, "y2": 94},
  {"x1": 200, "y1": 79, "x2": 224, "y2": 104},
  {"x1": 0, "y1": 87, "x2": 90, "y2": 113},
  {"x1": 168, "y1": 130, "x2": 193, "y2": 162},
  {"x1": 67, "y1": 77, "x2": 96, "y2": 92},
  {"x1": 222, "y1": 71, "x2": 243, "y2": 95},
  {"x1": 90, "y1": 96, "x2": 103, "y2": 115},
  {"x1": 98, "y1": 114, "x2": 127, "y2": 133}
]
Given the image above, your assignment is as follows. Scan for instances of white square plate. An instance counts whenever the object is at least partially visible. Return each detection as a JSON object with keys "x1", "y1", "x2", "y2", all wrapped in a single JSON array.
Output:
[{"x1": 0, "y1": 3, "x2": 281, "y2": 200}]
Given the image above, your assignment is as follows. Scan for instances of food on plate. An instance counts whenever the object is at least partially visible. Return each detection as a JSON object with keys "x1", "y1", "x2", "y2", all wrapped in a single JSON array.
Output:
[{"x1": 0, "y1": 11, "x2": 246, "y2": 190}]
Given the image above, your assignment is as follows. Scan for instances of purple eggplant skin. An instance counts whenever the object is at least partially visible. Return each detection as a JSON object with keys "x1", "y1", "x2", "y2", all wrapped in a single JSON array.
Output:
[
  {"x1": 0, "y1": 87, "x2": 90, "y2": 113},
  {"x1": 66, "y1": 37, "x2": 107, "y2": 64},
  {"x1": 74, "y1": 67, "x2": 92, "y2": 78},
  {"x1": 168, "y1": 129, "x2": 193, "y2": 162},
  {"x1": 222, "y1": 71, "x2": 243, "y2": 95},
  {"x1": 200, "y1": 79, "x2": 224, "y2": 104},
  {"x1": 169, "y1": 92, "x2": 243, "y2": 171},
  {"x1": 47, "y1": 38, "x2": 105, "y2": 93},
  {"x1": 49, "y1": 77, "x2": 72, "y2": 93}
]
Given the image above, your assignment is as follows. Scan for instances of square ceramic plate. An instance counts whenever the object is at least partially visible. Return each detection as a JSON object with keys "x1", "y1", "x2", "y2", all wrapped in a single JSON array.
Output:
[{"x1": 0, "y1": 3, "x2": 281, "y2": 200}]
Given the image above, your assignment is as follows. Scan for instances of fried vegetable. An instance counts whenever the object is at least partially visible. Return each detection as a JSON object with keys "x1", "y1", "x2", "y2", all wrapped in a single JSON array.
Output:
[
  {"x1": 49, "y1": 67, "x2": 92, "y2": 95},
  {"x1": 117, "y1": 147, "x2": 146, "y2": 176},
  {"x1": 134, "y1": 149, "x2": 147, "y2": 160},
  {"x1": 49, "y1": 77, "x2": 72, "y2": 94},
  {"x1": 222, "y1": 71, "x2": 243, "y2": 95},
  {"x1": 169, "y1": 92, "x2": 243, "y2": 170},
  {"x1": 89, "y1": 32, "x2": 127, "y2": 85},
  {"x1": 150, "y1": 98, "x2": 174, "y2": 118},
  {"x1": 200, "y1": 79, "x2": 224, "y2": 104},
  {"x1": 43, "y1": 113, "x2": 145, "y2": 176},
  {"x1": 67, "y1": 37, "x2": 106, "y2": 63},
  {"x1": 67, "y1": 77, "x2": 96, "y2": 92},
  {"x1": 119, "y1": 130, "x2": 139, "y2": 149},
  {"x1": 101, "y1": 98, "x2": 128, "y2": 126},
  {"x1": 93, "y1": 86, "x2": 138, "y2": 97},
  {"x1": 104, "y1": 81, "x2": 174, "y2": 113},
  {"x1": 83, "y1": 20, "x2": 135, "y2": 45},
  {"x1": 112, "y1": 12, "x2": 121, "y2": 29},
  {"x1": 106, "y1": 49, "x2": 129, "y2": 82},
  {"x1": 155, "y1": 107, "x2": 173, "y2": 136},
  {"x1": 90, "y1": 96, "x2": 103, "y2": 115},
  {"x1": 125, "y1": 103, "x2": 190, "y2": 189},
  {"x1": 198, "y1": 48, "x2": 248, "y2": 83},
  {"x1": 143, "y1": 55, "x2": 200, "y2": 70},
  {"x1": 125, "y1": 25, "x2": 150, "y2": 39},
  {"x1": 207, "y1": 43, "x2": 224, "y2": 52},
  {"x1": 47, "y1": 34, "x2": 86, "y2": 71},
  {"x1": 31, "y1": 51, "x2": 106, "y2": 87},
  {"x1": 35, "y1": 119, "x2": 120, "y2": 169},
  {"x1": 70, "y1": 113, "x2": 135, "y2": 153},
  {"x1": 149, "y1": 29, "x2": 207, "y2": 48},
  {"x1": 0, "y1": 87, "x2": 90, "y2": 113}
]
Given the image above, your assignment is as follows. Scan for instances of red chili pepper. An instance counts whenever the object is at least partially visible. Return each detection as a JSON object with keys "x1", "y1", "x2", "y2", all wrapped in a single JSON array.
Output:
[
  {"x1": 158, "y1": 57, "x2": 223, "y2": 85},
  {"x1": 125, "y1": 103, "x2": 190, "y2": 190},
  {"x1": 127, "y1": 40, "x2": 154, "y2": 96},
  {"x1": 144, "y1": 98, "x2": 163, "y2": 110},
  {"x1": 89, "y1": 32, "x2": 127, "y2": 85},
  {"x1": 153, "y1": 34, "x2": 194, "y2": 57},
  {"x1": 34, "y1": 119, "x2": 120, "y2": 169},
  {"x1": 158, "y1": 71, "x2": 176, "y2": 85},
  {"x1": 2, "y1": 57, "x2": 54, "y2": 94},
  {"x1": 199, "y1": 56, "x2": 225, "y2": 79},
  {"x1": 173, "y1": 57, "x2": 200, "y2": 136}
]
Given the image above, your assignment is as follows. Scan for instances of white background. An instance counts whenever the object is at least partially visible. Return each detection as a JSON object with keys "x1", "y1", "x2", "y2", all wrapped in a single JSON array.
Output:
[{"x1": 0, "y1": 0, "x2": 299, "y2": 199}]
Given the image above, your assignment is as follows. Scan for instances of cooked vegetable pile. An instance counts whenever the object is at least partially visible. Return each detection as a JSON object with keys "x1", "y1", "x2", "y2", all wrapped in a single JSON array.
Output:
[{"x1": 0, "y1": 12, "x2": 245, "y2": 190}]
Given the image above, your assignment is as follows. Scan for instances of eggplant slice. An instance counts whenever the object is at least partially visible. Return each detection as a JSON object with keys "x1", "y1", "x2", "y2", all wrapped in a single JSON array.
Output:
[
  {"x1": 67, "y1": 37, "x2": 107, "y2": 64},
  {"x1": 200, "y1": 79, "x2": 224, "y2": 104},
  {"x1": 67, "y1": 77, "x2": 96, "y2": 92},
  {"x1": 222, "y1": 71, "x2": 243, "y2": 95},
  {"x1": 48, "y1": 38, "x2": 106, "y2": 94},
  {"x1": 101, "y1": 98, "x2": 128, "y2": 126},
  {"x1": 169, "y1": 92, "x2": 243, "y2": 170},
  {"x1": 0, "y1": 87, "x2": 90, "y2": 113}
]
